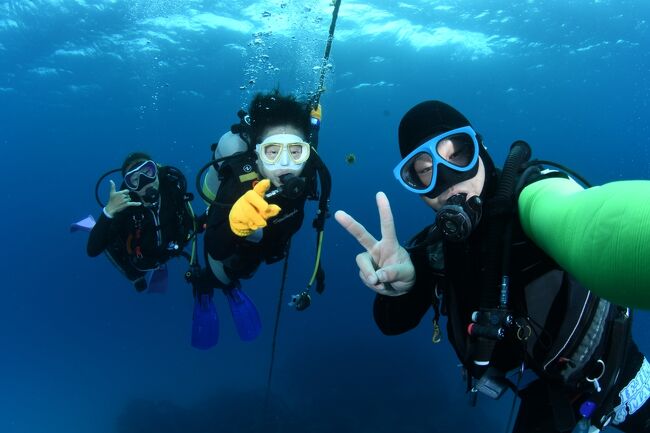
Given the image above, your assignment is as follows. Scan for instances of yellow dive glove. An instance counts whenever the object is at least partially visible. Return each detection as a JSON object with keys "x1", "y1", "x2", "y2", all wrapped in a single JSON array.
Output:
[{"x1": 229, "y1": 179, "x2": 281, "y2": 237}]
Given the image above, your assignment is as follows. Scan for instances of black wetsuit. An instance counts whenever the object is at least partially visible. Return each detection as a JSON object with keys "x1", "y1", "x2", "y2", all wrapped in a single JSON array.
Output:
[
  {"x1": 87, "y1": 167, "x2": 194, "y2": 287},
  {"x1": 204, "y1": 152, "x2": 307, "y2": 285},
  {"x1": 374, "y1": 176, "x2": 649, "y2": 432}
]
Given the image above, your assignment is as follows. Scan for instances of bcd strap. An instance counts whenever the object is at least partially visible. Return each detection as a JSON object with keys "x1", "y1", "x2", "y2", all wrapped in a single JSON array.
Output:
[
  {"x1": 219, "y1": 152, "x2": 259, "y2": 185},
  {"x1": 470, "y1": 141, "x2": 532, "y2": 369}
]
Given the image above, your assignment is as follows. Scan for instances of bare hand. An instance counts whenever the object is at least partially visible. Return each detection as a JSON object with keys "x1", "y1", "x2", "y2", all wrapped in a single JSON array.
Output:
[
  {"x1": 105, "y1": 180, "x2": 141, "y2": 217},
  {"x1": 335, "y1": 192, "x2": 415, "y2": 296}
]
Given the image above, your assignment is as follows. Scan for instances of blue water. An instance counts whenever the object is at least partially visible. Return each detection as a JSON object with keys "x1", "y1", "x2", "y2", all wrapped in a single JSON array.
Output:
[{"x1": 1, "y1": 1, "x2": 649, "y2": 432}]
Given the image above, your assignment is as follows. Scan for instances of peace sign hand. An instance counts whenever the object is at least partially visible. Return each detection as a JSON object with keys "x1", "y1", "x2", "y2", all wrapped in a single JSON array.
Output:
[
  {"x1": 334, "y1": 192, "x2": 416, "y2": 296},
  {"x1": 105, "y1": 180, "x2": 141, "y2": 217}
]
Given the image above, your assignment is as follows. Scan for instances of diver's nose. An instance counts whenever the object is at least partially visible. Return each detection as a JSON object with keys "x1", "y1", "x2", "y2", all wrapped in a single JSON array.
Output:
[{"x1": 279, "y1": 147, "x2": 290, "y2": 166}]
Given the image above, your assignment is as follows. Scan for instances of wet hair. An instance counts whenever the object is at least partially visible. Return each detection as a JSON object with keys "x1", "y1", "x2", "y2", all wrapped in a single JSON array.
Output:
[
  {"x1": 121, "y1": 152, "x2": 153, "y2": 176},
  {"x1": 248, "y1": 89, "x2": 311, "y2": 145}
]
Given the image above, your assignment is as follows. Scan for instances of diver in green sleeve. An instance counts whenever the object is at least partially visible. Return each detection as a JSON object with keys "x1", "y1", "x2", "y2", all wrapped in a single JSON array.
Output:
[{"x1": 335, "y1": 100, "x2": 650, "y2": 432}]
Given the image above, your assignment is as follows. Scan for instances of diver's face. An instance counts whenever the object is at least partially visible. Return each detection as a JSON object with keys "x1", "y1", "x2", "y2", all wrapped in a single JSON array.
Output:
[
  {"x1": 123, "y1": 159, "x2": 160, "y2": 203},
  {"x1": 256, "y1": 124, "x2": 307, "y2": 188},
  {"x1": 411, "y1": 136, "x2": 476, "y2": 188},
  {"x1": 420, "y1": 156, "x2": 486, "y2": 211},
  {"x1": 413, "y1": 154, "x2": 433, "y2": 187},
  {"x1": 135, "y1": 178, "x2": 160, "y2": 202}
]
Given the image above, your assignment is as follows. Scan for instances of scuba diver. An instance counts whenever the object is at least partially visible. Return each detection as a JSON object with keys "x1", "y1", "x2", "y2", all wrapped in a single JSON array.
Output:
[
  {"x1": 84, "y1": 152, "x2": 197, "y2": 292},
  {"x1": 335, "y1": 100, "x2": 650, "y2": 432},
  {"x1": 190, "y1": 89, "x2": 331, "y2": 348}
]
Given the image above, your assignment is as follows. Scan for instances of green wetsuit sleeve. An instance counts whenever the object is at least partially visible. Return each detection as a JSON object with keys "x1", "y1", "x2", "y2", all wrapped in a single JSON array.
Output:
[{"x1": 518, "y1": 177, "x2": 650, "y2": 309}]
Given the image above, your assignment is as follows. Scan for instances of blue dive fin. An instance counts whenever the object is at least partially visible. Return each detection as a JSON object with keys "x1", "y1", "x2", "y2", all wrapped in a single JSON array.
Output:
[
  {"x1": 224, "y1": 288, "x2": 261, "y2": 341},
  {"x1": 146, "y1": 265, "x2": 168, "y2": 293},
  {"x1": 70, "y1": 215, "x2": 96, "y2": 233},
  {"x1": 191, "y1": 294, "x2": 219, "y2": 350}
]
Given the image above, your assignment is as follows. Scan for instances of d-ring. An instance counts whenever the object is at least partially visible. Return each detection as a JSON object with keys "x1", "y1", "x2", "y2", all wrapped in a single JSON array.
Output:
[
  {"x1": 516, "y1": 324, "x2": 532, "y2": 341},
  {"x1": 586, "y1": 359, "x2": 606, "y2": 382}
]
